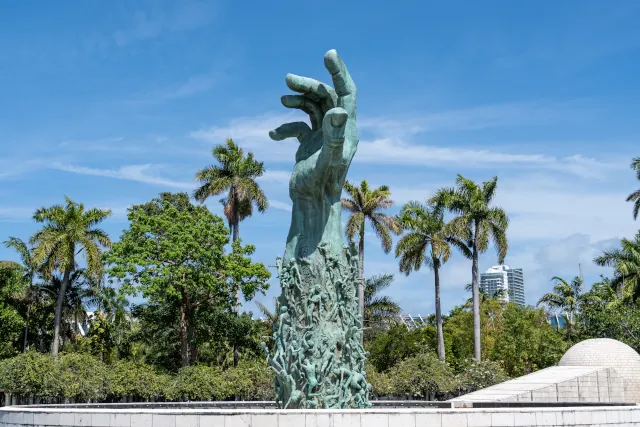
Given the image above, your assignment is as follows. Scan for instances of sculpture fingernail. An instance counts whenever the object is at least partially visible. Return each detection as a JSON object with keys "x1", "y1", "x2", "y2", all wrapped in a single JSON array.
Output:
[{"x1": 331, "y1": 113, "x2": 348, "y2": 127}]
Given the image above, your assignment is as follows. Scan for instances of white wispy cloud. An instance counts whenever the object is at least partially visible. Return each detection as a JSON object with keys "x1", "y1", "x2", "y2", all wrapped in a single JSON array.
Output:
[
  {"x1": 358, "y1": 100, "x2": 593, "y2": 136},
  {"x1": 131, "y1": 70, "x2": 227, "y2": 104},
  {"x1": 51, "y1": 163, "x2": 196, "y2": 190},
  {"x1": 257, "y1": 170, "x2": 291, "y2": 185},
  {"x1": 188, "y1": 104, "x2": 618, "y2": 178},
  {"x1": 269, "y1": 200, "x2": 292, "y2": 212},
  {"x1": 112, "y1": 1, "x2": 217, "y2": 47},
  {"x1": 0, "y1": 207, "x2": 36, "y2": 222}
]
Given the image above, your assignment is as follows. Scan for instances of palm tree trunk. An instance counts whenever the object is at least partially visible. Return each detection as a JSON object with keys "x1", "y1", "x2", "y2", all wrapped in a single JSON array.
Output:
[
  {"x1": 358, "y1": 227, "x2": 365, "y2": 346},
  {"x1": 23, "y1": 296, "x2": 31, "y2": 352},
  {"x1": 472, "y1": 221, "x2": 481, "y2": 361},
  {"x1": 232, "y1": 213, "x2": 241, "y2": 368},
  {"x1": 433, "y1": 259, "x2": 445, "y2": 361},
  {"x1": 52, "y1": 269, "x2": 71, "y2": 356}
]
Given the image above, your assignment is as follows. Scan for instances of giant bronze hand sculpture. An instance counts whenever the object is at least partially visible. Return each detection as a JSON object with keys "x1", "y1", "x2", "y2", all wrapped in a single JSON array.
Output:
[
  {"x1": 264, "y1": 50, "x2": 370, "y2": 409},
  {"x1": 269, "y1": 49, "x2": 358, "y2": 261}
]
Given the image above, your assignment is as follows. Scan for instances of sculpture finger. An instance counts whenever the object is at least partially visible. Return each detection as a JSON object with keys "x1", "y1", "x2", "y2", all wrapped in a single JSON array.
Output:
[
  {"x1": 286, "y1": 74, "x2": 338, "y2": 111},
  {"x1": 281, "y1": 95, "x2": 323, "y2": 130},
  {"x1": 269, "y1": 122, "x2": 312, "y2": 143},
  {"x1": 323, "y1": 50, "x2": 356, "y2": 115}
]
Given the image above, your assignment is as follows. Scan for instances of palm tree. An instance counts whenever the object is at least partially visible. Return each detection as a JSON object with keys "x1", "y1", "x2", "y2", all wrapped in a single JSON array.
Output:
[
  {"x1": 193, "y1": 139, "x2": 268, "y2": 243},
  {"x1": 594, "y1": 231, "x2": 640, "y2": 302},
  {"x1": 436, "y1": 175, "x2": 508, "y2": 361},
  {"x1": 627, "y1": 157, "x2": 640, "y2": 220},
  {"x1": 2, "y1": 237, "x2": 37, "y2": 352},
  {"x1": 537, "y1": 276, "x2": 582, "y2": 336},
  {"x1": 363, "y1": 274, "x2": 401, "y2": 340},
  {"x1": 39, "y1": 269, "x2": 100, "y2": 342},
  {"x1": 193, "y1": 139, "x2": 268, "y2": 367},
  {"x1": 30, "y1": 197, "x2": 111, "y2": 356},
  {"x1": 255, "y1": 300, "x2": 277, "y2": 331},
  {"x1": 580, "y1": 276, "x2": 618, "y2": 309},
  {"x1": 341, "y1": 180, "x2": 401, "y2": 318},
  {"x1": 395, "y1": 200, "x2": 470, "y2": 360}
]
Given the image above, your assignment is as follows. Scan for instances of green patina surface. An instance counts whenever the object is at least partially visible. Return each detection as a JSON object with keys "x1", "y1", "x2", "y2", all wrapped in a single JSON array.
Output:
[{"x1": 262, "y1": 49, "x2": 371, "y2": 409}]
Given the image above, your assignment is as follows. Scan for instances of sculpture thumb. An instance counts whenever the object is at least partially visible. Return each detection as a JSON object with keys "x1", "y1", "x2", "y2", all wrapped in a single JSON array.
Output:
[{"x1": 322, "y1": 107, "x2": 348, "y2": 148}]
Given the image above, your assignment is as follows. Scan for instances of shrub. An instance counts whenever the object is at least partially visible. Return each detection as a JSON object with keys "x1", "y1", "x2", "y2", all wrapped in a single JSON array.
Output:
[
  {"x1": 0, "y1": 351, "x2": 54, "y2": 397},
  {"x1": 107, "y1": 360, "x2": 167, "y2": 401},
  {"x1": 455, "y1": 359, "x2": 509, "y2": 394},
  {"x1": 223, "y1": 359, "x2": 274, "y2": 401},
  {"x1": 388, "y1": 351, "x2": 455, "y2": 400},
  {"x1": 50, "y1": 353, "x2": 109, "y2": 401},
  {"x1": 365, "y1": 362, "x2": 393, "y2": 398},
  {"x1": 168, "y1": 365, "x2": 231, "y2": 401}
]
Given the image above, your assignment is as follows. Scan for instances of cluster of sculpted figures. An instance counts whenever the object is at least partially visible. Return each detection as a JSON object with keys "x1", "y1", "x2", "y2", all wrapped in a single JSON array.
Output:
[{"x1": 262, "y1": 242, "x2": 371, "y2": 409}]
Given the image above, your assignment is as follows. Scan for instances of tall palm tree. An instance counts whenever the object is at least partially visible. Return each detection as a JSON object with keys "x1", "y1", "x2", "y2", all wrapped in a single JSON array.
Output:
[
  {"x1": 627, "y1": 157, "x2": 640, "y2": 220},
  {"x1": 341, "y1": 180, "x2": 401, "y2": 318},
  {"x1": 436, "y1": 175, "x2": 508, "y2": 361},
  {"x1": 193, "y1": 139, "x2": 268, "y2": 243},
  {"x1": 594, "y1": 231, "x2": 640, "y2": 302},
  {"x1": 363, "y1": 274, "x2": 401, "y2": 339},
  {"x1": 193, "y1": 139, "x2": 268, "y2": 367},
  {"x1": 2, "y1": 237, "x2": 37, "y2": 352},
  {"x1": 395, "y1": 200, "x2": 470, "y2": 360},
  {"x1": 537, "y1": 276, "x2": 583, "y2": 336},
  {"x1": 30, "y1": 197, "x2": 111, "y2": 356}
]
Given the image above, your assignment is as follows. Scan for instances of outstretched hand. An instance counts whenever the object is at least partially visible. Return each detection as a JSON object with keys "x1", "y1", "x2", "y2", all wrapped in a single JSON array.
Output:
[{"x1": 269, "y1": 49, "x2": 358, "y2": 196}]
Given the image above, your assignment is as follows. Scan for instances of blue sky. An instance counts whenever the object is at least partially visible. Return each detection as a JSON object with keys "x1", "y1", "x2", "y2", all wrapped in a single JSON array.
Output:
[{"x1": 1, "y1": 0, "x2": 639, "y2": 316}]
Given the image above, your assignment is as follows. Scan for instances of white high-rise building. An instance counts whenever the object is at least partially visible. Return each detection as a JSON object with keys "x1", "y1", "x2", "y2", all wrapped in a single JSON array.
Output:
[{"x1": 480, "y1": 265, "x2": 525, "y2": 306}]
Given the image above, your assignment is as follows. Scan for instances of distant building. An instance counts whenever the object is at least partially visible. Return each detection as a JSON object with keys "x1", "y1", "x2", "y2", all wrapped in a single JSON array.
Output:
[
  {"x1": 480, "y1": 265, "x2": 525, "y2": 306},
  {"x1": 396, "y1": 314, "x2": 430, "y2": 330},
  {"x1": 547, "y1": 313, "x2": 568, "y2": 330}
]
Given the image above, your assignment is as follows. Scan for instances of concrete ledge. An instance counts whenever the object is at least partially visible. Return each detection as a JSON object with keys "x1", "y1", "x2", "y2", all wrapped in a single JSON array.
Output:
[{"x1": 2, "y1": 404, "x2": 640, "y2": 427}]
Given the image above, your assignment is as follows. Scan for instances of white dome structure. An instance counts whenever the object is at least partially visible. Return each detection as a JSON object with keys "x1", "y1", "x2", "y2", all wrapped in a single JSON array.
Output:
[{"x1": 559, "y1": 338, "x2": 640, "y2": 402}]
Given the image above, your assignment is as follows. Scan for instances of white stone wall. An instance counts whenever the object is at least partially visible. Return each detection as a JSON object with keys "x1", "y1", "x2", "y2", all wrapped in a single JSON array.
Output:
[{"x1": 3, "y1": 406, "x2": 640, "y2": 427}]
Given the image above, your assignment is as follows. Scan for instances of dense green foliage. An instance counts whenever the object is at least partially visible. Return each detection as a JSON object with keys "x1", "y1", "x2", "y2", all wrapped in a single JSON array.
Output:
[
  {"x1": 1, "y1": 151, "x2": 639, "y2": 402},
  {"x1": 105, "y1": 192, "x2": 270, "y2": 368}
]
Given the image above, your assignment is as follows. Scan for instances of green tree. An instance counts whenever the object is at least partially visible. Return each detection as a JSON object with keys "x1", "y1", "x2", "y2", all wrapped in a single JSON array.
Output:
[
  {"x1": 106, "y1": 192, "x2": 270, "y2": 367},
  {"x1": 193, "y1": 139, "x2": 268, "y2": 243},
  {"x1": 395, "y1": 200, "x2": 470, "y2": 360},
  {"x1": 0, "y1": 265, "x2": 27, "y2": 358},
  {"x1": 367, "y1": 324, "x2": 440, "y2": 372},
  {"x1": 594, "y1": 231, "x2": 640, "y2": 302},
  {"x1": 341, "y1": 180, "x2": 401, "y2": 317},
  {"x1": 29, "y1": 197, "x2": 111, "y2": 356},
  {"x1": 537, "y1": 276, "x2": 583, "y2": 338},
  {"x1": 363, "y1": 274, "x2": 401, "y2": 341},
  {"x1": 436, "y1": 175, "x2": 509, "y2": 361},
  {"x1": 626, "y1": 157, "x2": 640, "y2": 220},
  {"x1": 578, "y1": 299, "x2": 640, "y2": 352},
  {"x1": 489, "y1": 304, "x2": 566, "y2": 376},
  {"x1": 2, "y1": 237, "x2": 37, "y2": 352}
]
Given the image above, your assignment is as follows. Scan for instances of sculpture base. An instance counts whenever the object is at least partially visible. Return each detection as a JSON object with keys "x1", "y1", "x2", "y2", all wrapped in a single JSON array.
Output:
[{"x1": 264, "y1": 243, "x2": 371, "y2": 409}]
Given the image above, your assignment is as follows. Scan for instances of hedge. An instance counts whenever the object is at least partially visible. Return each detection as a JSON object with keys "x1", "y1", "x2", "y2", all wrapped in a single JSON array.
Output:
[{"x1": 0, "y1": 351, "x2": 507, "y2": 403}]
